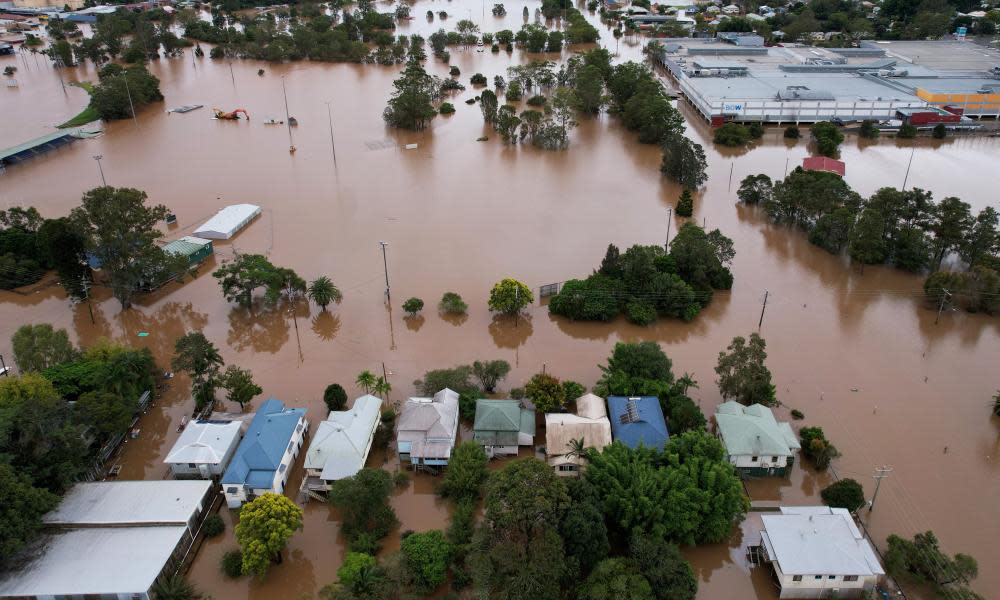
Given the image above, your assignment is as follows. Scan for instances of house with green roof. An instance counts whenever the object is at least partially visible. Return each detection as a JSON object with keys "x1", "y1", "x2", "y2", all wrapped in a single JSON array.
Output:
[
  {"x1": 715, "y1": 401, "x2": 800, "y2": 477},
  {"x1": 473, "y1": 399, "x2": 535, "y2": 457}
]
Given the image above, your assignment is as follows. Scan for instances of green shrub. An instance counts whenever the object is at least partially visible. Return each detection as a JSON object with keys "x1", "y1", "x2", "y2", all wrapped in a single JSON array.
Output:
[
  {"x1": 713, "y1": 122, "x2": 751, "y2": 146},
  {"x1": 470, "y1": 73, "x2": 487, "y2": 85},
  {"x1": 449, "y1": 65, "x2": 460, "y2": 77},
  {"x1": 324, "y1": 383, "x2": 348, "y2": 412},
  {"x1": 440, "y1": 102, "x2": 456, "y2": 115},
  {"x1": 221, "y1": 550, "x2": 243, "y2": 578},
  {"x1": 505, "y1": 80, "x2": 522, "y2": 101},
  {"x1": 859, "y1": 120, "x2": 879, "y2": 139},
  {"x1": 747, "y1": 122, "x2": 764, "y2": 138},
  {"x1": 526, "y1": 94, "x2": 547, "y2": 106},
  {"x1": 676, "y1": 189, "x2": 693, "y2": 217},
  {"x1": 932, "y1": 123, "x2": 946, "y2": 139},
  {"x1": 790, "y1": 409, "x2": 804, "y2": 420},
  {"x1": 625, "y1": 299, "x2": 657, "y2": 325},
  {"x1": 897, "y1": 123, "x2": 918, "y2": 138},
  {"x1": 403, "y1": 297, "x2": 425, "y2": 315},
  {"x1": 821, "y1": 478, "x2": 866, "y2": 512},
  {"x1": 800, "y1": 426, "x2": 841, "y2": 470},
  {"x1": 783, "y1": 125, "x2": 800, "y2": 139},
  {"x1": 203, "y1": 514, "x2": 225, "y2": 538},
  {"x1": 439, "y1": 291, "x2": 468, "y2": 314}
]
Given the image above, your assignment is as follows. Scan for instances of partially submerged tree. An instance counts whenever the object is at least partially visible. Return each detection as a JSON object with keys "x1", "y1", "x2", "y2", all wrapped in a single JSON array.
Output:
[
  {"x1": 308, "y1": 276, "x2": 342, "y2": 310},
  {"x1": 526, "y1": 372, "x2": 567, "y2": 413},
  {"x1": 487, "y1": 278, "x2": 533, "y2": 315},
  {"x1": 171, "y1": 332, "x2": 224, "y2": 413},
  {"x1": 220, "y1": 365, "x2": 262, "y2": 412},
  {"x1": 714, "y1": 333, "x2": 777, "y2": 406},
  {"x1": 324, "y1": 383, "x2": 348, "y2": 412},
  {"x1": 885, "y1": 531, "x2": 980, "y2": 599},
  {"x1": 660, "y1": 133, "x2": 707, "y2": 189},
  {"x1": 235, "y1": 493, "x2": 304, "y2": 578},
  {"x1": 11, "y1": 324, "x2": 77, "y2": 373},
  {"x1": 383, "y1": 57, "x2": 441, "y2": 130},
  {"x1": 438, "y1": 441, "x2": 489, "y2": 501},
  {"x1": 820, "y1": 478, "x2": 866, "y2": 512},
  {"x1": 472, "y1": 359, "x2": 510, "y2": 393},
  {"x1": 328, "y1": 469, "x2": 398, "y2": 553}
]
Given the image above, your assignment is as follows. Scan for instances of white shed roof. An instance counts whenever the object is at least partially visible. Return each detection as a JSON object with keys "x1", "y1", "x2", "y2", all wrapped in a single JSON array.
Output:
[
  {"x1": 164, "y1": 420, "x2": 242, "y2": 466},
  {"x1": 761, "y1": 507, "x2": 885, "y2": 577},
  {"x1": 193, "y1": 203, "x2": 261, "y2": 239},
  {"x1": 0, "y1": 526, "x2": 187, "y2": 597},
  {"x1": 305, "y1": 395, "x2": 382, "y2": 481},
  {"x1": 43, "y1": 480, "x2": 211, "y2": 527}
]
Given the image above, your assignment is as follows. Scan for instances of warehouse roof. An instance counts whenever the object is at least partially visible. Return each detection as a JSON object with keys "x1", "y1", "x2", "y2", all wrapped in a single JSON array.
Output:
[
  {"x1": 43, "y1": 480, "x2": 211, "y2": 527},
  {"x1": 194, "y1": 203, "x2": 261, "y2": 240}
]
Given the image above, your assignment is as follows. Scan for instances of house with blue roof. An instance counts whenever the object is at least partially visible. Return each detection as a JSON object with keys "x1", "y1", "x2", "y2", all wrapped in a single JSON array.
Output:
[
  {"x1": 221, "y1": 398, "x2": 309, "y2": 508},
  {"x1": 607, "y1": 396, "x2": 669, "y2": 449}
]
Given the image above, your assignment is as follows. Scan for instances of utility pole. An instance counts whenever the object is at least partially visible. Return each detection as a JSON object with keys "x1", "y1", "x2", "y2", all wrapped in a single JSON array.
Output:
[
  {"x1": 80, "y1": 276, "x2": 95, "y2": 325},
  {"x1": 122, "y1": 74, "x2": 138, "y2": 128},
  {"x1": 282, "y1": 76, "x2": 295, "y2": 153},
  {"x1": 783, "y1": 156, "x2": 789, "y2": 178},
  {"x1": 664, "y1": 206, "x2": 673, "y2": 250},
  {"x1": 93, "y1": 155, "x2": 107, "y2": 186},
  {"x1": 379, "y1": 241, "x2": 390, "y2": 300},
  {"x1": 901, "y1": 147, "x2": 915, "y2": 191},
  {"x1": 869, "y1": 466, "x2": 892, "y2": 512},
  {"x1": 758, "y1": 289, "x2": 769, "y2": 331},
  {"x1": 325, "y1": 100, "x2": 338, "y2": 167},
  {"x1": 0, "y1": 354, "x2": 8, "y2": 376},
  {"x1": 934, "y1": 289, "x2": 951, "y2": 325},
  {"x1": 728, "y1": 161, "x2": 735, "y2": 191}
]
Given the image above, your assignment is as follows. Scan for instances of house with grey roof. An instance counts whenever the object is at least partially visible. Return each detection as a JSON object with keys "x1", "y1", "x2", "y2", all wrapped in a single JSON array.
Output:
[
  {"x1": 164, "y1": 419, "x2": 242, "y2": 478},
  {"x1": 715, "y1": 401, "x2": 800, "y2": 477},
  {"x1": 473, "y1": 399, "x2": 535, "y2": 457},
  {"x1": 303, "y1": 394, "x2": 382, "y2": 491},
  {"x1": 756, "y1": 506, "x2": 884, "y2": 598},
  {"x1": 397, "y1": 388, "x2": 460, "y2": 467}
]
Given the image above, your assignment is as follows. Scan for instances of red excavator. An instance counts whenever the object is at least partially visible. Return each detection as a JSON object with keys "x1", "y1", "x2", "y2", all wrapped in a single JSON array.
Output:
[{"x1": 213, "y1": 108, "x2": 250, "y2": 120}]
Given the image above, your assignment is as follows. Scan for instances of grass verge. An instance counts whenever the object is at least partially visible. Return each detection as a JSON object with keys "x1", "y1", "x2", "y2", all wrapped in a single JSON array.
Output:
[{"x1": 57, "y1": 81, "x2": 100, "y2": 128}]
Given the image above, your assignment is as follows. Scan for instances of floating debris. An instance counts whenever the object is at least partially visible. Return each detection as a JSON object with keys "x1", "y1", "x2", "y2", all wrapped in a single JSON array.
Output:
[{"x1": 168, "y1": 104, "x2": 204, "y2": 114}]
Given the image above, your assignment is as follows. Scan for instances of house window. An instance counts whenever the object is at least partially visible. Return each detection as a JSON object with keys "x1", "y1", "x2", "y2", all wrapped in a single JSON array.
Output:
[
  {"x1": 771, "y1": 456, "x2": 779, "y2": 463},
  {"x1": 558, "y1": 465, "x2": 577, "y2": 472},
  {"x1": 814, "y1": 575, "x2": 822, "y2": 580},
  {"x1": 226, "y1": 487, "x2": 238, "y2": 494},
  {"x1": 751, "y1": 456, "x2": 759, "y2": 462},
  {"x1": 287, "y1": 441, "x2": 295, "y2": 453},
  {"x1": 792, "y1": 575, "x2": 802, "y2": 582},
  {"x1": 188, "y1": 463, "x2": 197, "y2": 468},
  {"x1": 278, "y1": 463, "x2": 287, "y2": 474},
  {"x1": 828, "y1": 575, "x2": 836, "y2": 580},
  {"x1": 844, "y1": 575, "x2": 858, "y2": 582}
]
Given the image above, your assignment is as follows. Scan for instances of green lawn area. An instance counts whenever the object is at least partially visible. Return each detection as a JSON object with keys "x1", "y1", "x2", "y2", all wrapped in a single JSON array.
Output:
[{"x1": 57, "y1": 81, "x2": 100, "y2": 129}]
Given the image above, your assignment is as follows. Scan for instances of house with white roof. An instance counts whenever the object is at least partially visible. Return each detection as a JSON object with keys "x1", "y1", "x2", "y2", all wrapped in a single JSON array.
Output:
[
  {"x1": 0, "y1": 480, "x2": 213, "y2": 600},
  {"x1": 164, "y1": 419, "x2": 242, "y2": 478},
  {"x1": 193, "y1": 203, "x2": 261, "y2": 240},
  {"x1": 715, "y1": 401, "x2": 800, "y2": 476},
  {"x1": 545, "y1": 393, "x2": 612, "y2": 476},
  {"x1": 757, "y1": 506, "x2": 885, "y2": 598},
  {"x1": 303, "y1": 395, "x2": 382, "y2": 492},
  {"x1": 397, "y1": 388, "x2": 460, "y2": 467},
  {"x1": 721, "y1": 3, "x2": 740, "y2": 15}
]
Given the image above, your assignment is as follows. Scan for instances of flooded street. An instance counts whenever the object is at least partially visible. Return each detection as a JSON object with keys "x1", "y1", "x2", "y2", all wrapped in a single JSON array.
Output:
[{"x1": 2, "y1": 3, "x2": 999, "y2": 598}]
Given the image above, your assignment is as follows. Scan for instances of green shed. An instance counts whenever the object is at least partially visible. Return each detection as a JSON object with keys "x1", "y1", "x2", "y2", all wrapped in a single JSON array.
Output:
[{"x1": 163, "y1": 236, "x2": 214, "y2": 266}]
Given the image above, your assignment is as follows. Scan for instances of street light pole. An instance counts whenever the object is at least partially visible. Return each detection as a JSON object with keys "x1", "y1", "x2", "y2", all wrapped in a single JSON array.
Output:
[
  {"x1": 379, "y1": 241, "x2": 390, "y2": 300},
  {"x1": 122, "y1": 75, "x2": 138, "y2": 128},
  {"x1": 869, "y1": 466, "x2": 892, "y2": 512},
  {"x1": 664, "y1": 206, "x2": 673, "y2": 250},
  {"x1": 325, "y1": 100, "x2": 338, "y2": 167},
  {"x1": 93, "y1": 155, "x2": 107, "y2": 186}
]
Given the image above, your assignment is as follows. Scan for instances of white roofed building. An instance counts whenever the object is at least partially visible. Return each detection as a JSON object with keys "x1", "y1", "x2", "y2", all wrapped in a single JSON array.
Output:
[
  {"x1": 193, "y1": 203, "x2": 261, "y2": 239},
  {"x1": 757, "y1": 506, "x2": 885, "y2": 598},
  {"x1": 0, "y1": 480, "x2": 213, "y2": 600},
  {"x1": 397, "y1": 388, "x2": 460, "y2": 467},
  {"x1": 544, "y1": 393, "x2": 613, "y2": 476},
  {"x1": 303, "y1": 395, "x2": 382, "y2": 493},
  {"x1": 164, "y1": 419, "x2": 243, "y2": 478}
]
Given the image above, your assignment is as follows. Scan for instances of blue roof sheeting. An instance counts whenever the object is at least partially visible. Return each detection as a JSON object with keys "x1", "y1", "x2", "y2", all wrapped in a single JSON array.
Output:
[
  {"x1": 221, "y1": 398, "x2": 305, "y2": 489},
  {"x1": 607, "y1": 396, "x2": 669, "y2": 449}
]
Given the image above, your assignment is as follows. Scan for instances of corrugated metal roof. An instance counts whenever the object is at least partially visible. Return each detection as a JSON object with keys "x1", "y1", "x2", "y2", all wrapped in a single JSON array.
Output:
[
  {"x1": 162, "y1": 235, "x2": 212, "y2": 257},
  {"x1": 304, "y1": 395, "x2": 381, "y2": 481},
  {"x1": 164, "y1": 420, "x2": 241, "y2": 465},
  {"x1": 607, "y1": 396, "x2": 669, "y2": 449},
  {"x1": 762, "y1": 507, "x2": 885, "y2": 576},
  {"x1": 397, "y1": 388, "x2": 459, "y2": 459},
  {"x1": 194, "y1": 204, "x2": 261, "y2": 240},
  {"x1": 0, "y1": 129, "x2": 77, "y2": 162},
  {"x1": 221, "y1": 398, "x2": 305, "y2": 488},
  {"x1": 43, "y1": 480, "x2": 211, "y2": 526},
  {"x1": 715, "y1": 401, "x2": 800, "y2": 457}
]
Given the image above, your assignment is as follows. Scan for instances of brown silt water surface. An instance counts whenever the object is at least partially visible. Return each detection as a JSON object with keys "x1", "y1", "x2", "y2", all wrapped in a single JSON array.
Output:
[{"x1": 2, "y1": 4, "x2": 999, "y2": 598}]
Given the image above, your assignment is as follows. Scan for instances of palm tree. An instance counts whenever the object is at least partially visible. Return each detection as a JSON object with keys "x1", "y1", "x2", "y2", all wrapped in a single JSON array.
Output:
[
  {"x1": 151, "y1": 575, "x2": 198, "y2": 600},
  {"x1": 676, "y1": 372, "x2": 699, "y2": 396},
  {"x1": 565, "y1": 437, "x2": 588, "y2": 462},
  {"x1": 373, "y1": 376, "x2": 392, "y2": 400},
  {"x1": 308, "y1": 276, "x2": 342, "y2": 310},
  {"x1": 356, "y1": 370, "x2": 377, "y2": 394}
]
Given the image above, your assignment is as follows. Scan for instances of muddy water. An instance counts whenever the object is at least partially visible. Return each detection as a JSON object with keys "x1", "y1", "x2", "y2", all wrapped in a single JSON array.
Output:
[{"x1": 2, "y1": 4, "x2": 1000, "y2": 598}]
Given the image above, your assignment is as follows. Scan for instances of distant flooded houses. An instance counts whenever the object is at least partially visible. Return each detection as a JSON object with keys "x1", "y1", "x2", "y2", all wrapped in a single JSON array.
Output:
[{"x1": 221, "y1": 398, "x2": 307, "y2": 508}]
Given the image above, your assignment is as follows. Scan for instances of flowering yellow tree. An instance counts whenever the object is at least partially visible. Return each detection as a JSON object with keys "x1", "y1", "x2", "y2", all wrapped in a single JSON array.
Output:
[{"x1": 235, "y1": 493, "x2": 303, "y2": 578}]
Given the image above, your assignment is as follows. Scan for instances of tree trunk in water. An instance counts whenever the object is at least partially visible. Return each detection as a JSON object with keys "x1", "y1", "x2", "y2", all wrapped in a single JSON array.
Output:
[{"x1": 274, "y1": 551, "x2": 283, "y2": 564}]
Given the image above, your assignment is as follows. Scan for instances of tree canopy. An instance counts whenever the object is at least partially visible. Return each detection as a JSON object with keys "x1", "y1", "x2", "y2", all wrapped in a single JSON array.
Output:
[
  {"x1": 328, "y1": 469, "x2": 399, "y2": 553},
  {"x1": 235, "y1": 493, "x2": 304, "y2": 578},
  {"x1": 437, "y1": 441, "x2": 489, "y2": 502},
  {"x1": 714, "y1": 333, "x2": 777, "y2": 406},
  {"x1": 11, "y1": 324, "x2": 77, "y2": 373},
  {"x1": 488, "y1": 278, "x2": 533, "y2": 315}
]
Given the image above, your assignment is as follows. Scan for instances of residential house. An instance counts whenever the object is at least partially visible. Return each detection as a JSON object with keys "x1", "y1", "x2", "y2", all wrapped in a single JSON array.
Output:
[
  {"x1": 757, "y1": 506, "x2": 885, "y2": 598},
  {"x1": 397, "y1": 388, "x2": 460, "y2": 466},
  {"x1": 0, "y1": 480, "x2": 213, "y2": 600},
  {"x1": 721, "y1": 3, "x2": 740, "y2": 15},
  {"x1": 164, "y1": 419, "x2": 242, "y2": 479},
  {"x1": 715, "y1": 401, "x2": 800, "y2": 476},
  {"x1": 221, "y1": 398, "x2": 308, "y2": 508},
  {"x1": 303, "y1": 394, "x2": 382, "y2": 489},
  {"x1": 607, "y1": 396, "x2": 669, "y2": 449},
  {"x1": 544, "y1": 393, "x2": 613, "y2": 476},
  {"x1": 473, "y1": 399, "x2": 535, "y2": 457}
]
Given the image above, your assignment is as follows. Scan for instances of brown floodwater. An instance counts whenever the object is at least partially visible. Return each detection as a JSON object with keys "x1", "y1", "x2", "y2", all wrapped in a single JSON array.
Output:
[{"x1": 2, "y1": 4, "x2": 1000, "y2": 598}]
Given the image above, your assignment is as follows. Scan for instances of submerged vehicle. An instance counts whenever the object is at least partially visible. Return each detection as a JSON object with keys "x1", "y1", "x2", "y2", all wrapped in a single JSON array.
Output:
[{"x1": 213, "y1": 108, "x2": 250, "y2": 120}]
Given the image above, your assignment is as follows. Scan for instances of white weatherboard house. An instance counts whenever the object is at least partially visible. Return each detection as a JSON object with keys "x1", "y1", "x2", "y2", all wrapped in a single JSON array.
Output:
[
  {"x1": 164, "y1": 419, "x2": 242, "y2": 478},
  {"x1": 715, "y1": 401, "x2": 801, "y2": 477},
  {"x1": 545, "y1": 393, "x2": 613, "y2": 476},
  {"x1": 397, "y1": 388, "x2": 460, "y2": 466},
  {"x1": 193, "y1": 203, "x2": 261, "y2": 239},
  {"x1": 304, "y1": 394, "x2": 382, "y2": 487},
  {"x1": 758, "y1": 507, "x2": 885, "y2": 598},
  {"x1": 0, "y1": 480, "x2": 213, "y2": 600}
]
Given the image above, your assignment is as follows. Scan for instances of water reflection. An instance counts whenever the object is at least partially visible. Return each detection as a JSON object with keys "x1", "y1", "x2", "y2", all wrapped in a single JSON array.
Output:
[
  {"x1": 403, "y1": 314, "x2": 425, "y2": 332},
  {"x1": 487, "y1": 313, "x2": 533, "y2": 349},
  {"x1": 439, "y1": 311, "x2": 469, "y2": 327},
  {"x1": 226, "y1": 304, "x2": 291, "y2": 353},
  {"x1": 310, "y1": 311, "x2": 342, "y2": 340}
]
